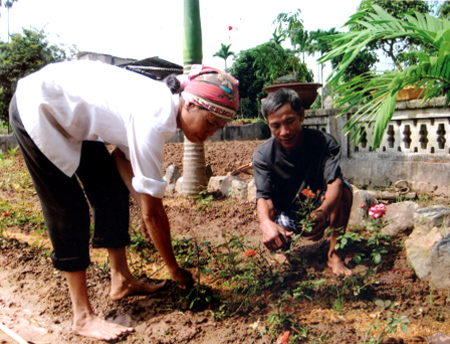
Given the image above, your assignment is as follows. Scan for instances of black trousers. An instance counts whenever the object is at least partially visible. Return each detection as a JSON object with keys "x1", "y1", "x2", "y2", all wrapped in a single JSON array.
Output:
[{"x1": 9, "y1": 94, "x2": 130, "y2": 272}]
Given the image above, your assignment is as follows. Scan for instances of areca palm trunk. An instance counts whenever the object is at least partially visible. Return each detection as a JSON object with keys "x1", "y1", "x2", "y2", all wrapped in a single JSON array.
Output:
[{"x1": 182, "y1": 0, "x2": 206, "y2": 196}]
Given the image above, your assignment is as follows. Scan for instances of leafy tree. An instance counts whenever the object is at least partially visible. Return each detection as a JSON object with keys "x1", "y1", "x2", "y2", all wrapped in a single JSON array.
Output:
[
  {"x1": 0, "y1": 28, "x2": 72, "y2": 124},
  {"x1": 229, "y1": 41, "x2": 313, "y2": 119},
  {"x1": 356, "y1": 0, "x2": 432, "y2": 69},
  {"x1": 438, "y1": 1, "x2": 450, "y2": 19},
  {"x1": 330, "y1": 49, "x2": 378, "y2": 83},
  {"x1": 309, "y1": 28, "x2": 378, "y2": 84},
  {"x1": 253, "y1": 41, "x2": 313, "y2": 83},
  {"x1": 320, "y1": 4, "x2": 450, "y2": 149},
  {"x1": 273, "y1": 9, "x2": 312, "y2": 64},
  {"x1": 213, "y1": 43, "x2": 235, "y2": 71},
  {"x1": 228, "y1": 47, "x2": 266, "y2": 119}
]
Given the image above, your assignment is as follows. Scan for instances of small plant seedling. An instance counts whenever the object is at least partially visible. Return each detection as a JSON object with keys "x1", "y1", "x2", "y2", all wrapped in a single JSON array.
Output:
[{"x1": 8, "y1": 146, "x2": 19, "y2": 159}]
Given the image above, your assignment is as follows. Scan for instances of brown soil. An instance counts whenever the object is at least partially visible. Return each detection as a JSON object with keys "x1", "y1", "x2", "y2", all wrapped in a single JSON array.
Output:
[{"x1": 1, "y1": 140, "x2": 449, "y2": 344}]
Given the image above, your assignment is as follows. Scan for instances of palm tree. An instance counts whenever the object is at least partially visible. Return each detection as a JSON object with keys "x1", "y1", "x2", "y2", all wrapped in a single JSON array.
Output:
[
  {"x1": 4, "y1": 0, "x2": 18, "y2": 42},
  {"x1": 320, "y1": 5, "x2": 450, "y2": 149},
  {"x1": 182, "y1": 0, "x2": 207, "y2": 197},
  {"x1": 213, "y1": 43, "x2": 235, "y2": 71}
]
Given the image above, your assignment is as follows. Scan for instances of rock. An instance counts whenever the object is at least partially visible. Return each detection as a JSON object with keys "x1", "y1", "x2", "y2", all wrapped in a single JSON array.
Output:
[
  {"x1": 164, "y1": 164, "x2": 181, "y2": 184},
  {"x1": 207, "y1": 175, "x2": 248, "y2": 199},
  {"x1": 412, "y1": 181, "x2": 437, "y2": 194},
  {"x1": 175, "y1": 176, "x2": 183, "y2": 194},
  {"x1": 348, "y1": 189, "x2": 378, "y2": 227},
  {"x1": 431, "y1": 237, "x2": 450, "y2": 289},
  {"x1": 207, "y1": 176, "x2": 227, "y2": 193},
  {"x1": 413, "y1": 205, "x2": 450, "y2": 232},
  {"x1": 220, "y1": 175, "x2": 247, "y2": 199},
  {"x1": 405, "y1": 205, "x2": 450, "y2": 279},
  {"x1": 205, "y1": 164, "x2": 213, "y2": 181},
  {"x1": 164, "y1": 164, "x2": 181, "y2": 194},
  {"x1": 247, "y1": 179, "x2": 256, "y2": 204},
  {"x1": 405, "y1": 226, "x2": 445, "y2": 279},
  {"x1": 382, "y1": 201, "x2": 420, "y2": 236}
]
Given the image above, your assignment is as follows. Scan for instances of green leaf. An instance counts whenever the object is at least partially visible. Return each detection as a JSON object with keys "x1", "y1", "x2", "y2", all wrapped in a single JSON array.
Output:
[
  {"x1": 373, "y1": 253, "x2": 382, "y2": 264},
  {"x1": 401, "y1": 324, "x2": 409, "y2": 334}
]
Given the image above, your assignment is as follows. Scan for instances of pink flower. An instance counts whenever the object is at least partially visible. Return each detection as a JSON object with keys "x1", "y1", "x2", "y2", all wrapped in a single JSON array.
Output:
[
  {"x1": 360, "y1": 203, "x2": 366, "y2": 208},
  {"x1": 368, "y1": 204, "x2": 387, "y2": 219}
]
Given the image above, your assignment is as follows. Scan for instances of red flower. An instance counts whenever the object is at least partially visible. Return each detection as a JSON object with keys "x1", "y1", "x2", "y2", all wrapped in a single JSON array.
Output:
[
  {"x1": 278, "y1": 331, "x2": 290, "y2": 344},
  {"x1": 2, "y1": 212, "x2": 10, "y2": 217},
  {"x1": 244, "y1": 249, "x2": 256, "y2": 257},
  {"x1": 300, "y1": 189, "x2": 316, "y2": 198}
]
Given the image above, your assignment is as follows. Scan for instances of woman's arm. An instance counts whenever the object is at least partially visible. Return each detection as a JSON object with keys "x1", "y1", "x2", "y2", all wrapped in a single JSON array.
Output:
[
  {"x1": 141, "y1": 194, "x2": 193, "y2": 287},
  {"x1": 112, "y1": 147, "x2": 193, "y2": 287}
]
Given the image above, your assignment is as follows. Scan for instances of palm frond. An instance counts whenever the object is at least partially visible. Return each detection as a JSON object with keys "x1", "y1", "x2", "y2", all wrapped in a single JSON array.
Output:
[{"x1": 319, "y1": 4, "x2": 450, "y2": 149}]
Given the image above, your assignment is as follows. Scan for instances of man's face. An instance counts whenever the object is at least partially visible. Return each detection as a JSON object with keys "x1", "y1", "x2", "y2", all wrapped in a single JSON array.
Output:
[{"x1": 266, "y1": 103, "x2": 305, "y2": 154}]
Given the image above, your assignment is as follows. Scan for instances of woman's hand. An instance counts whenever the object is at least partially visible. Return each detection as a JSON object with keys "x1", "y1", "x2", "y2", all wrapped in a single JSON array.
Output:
[{"x1": 170, "y1": 266, "x2": 194, "y2": 289}]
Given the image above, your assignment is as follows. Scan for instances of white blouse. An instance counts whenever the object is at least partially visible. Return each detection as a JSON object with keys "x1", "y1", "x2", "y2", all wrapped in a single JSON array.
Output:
[{"x1": 15, "y1": 60, "x2": 179, "y2": 198}]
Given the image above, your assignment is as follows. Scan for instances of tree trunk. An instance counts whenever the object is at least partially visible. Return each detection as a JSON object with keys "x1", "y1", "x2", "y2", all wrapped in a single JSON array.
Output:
[{"x1": 182, "y1": 0, "x2": 206, "y2": 196}]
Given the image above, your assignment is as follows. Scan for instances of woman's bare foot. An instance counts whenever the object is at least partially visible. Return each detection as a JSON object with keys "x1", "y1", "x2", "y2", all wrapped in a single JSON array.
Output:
[
  {"x1": 327, "y1": 252, "x2": 352, "y2": 276},
  {"x1": 110, "y1": 274, "x2": 166, "y2": 301},
  {"x1": 73, "y1": 312, "x2": 134, "y2": 341}
]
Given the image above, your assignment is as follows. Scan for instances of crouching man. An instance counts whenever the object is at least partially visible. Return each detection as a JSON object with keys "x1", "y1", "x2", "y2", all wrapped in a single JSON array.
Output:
[{"x1": 252, "y1": 88, "x2": 352, "y2": 276}]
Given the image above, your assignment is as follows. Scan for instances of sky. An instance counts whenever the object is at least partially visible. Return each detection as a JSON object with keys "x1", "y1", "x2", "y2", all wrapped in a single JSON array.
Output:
[{"x1": 0, "y1": 0, "x2": 371, "y2": 84}]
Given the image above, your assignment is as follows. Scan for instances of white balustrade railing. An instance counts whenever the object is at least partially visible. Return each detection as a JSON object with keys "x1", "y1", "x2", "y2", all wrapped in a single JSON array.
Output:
[{"x1": 304, "y1": 97, "x2": 450, "y2": 157}]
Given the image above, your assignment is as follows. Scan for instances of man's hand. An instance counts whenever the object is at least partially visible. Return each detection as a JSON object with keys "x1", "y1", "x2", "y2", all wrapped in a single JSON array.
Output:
[
  {"x1": 304, "y1": 209, "x2": 328, "y2": 242},
  {"x1": 170, "y1": 266, "x2": 194, "y2": 289},
  {"x1": 261, "y1": 219, "x2": 293, "y2": 252}
]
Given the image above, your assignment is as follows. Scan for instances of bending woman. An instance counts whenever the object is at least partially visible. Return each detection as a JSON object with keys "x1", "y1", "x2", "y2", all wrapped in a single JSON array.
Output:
[{"x1": 9, "y1": 60, "x2": 239, "y2": 341}]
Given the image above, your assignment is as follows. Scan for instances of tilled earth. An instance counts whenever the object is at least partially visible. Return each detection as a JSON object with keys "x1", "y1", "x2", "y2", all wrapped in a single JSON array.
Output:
[{"x1": 1, "y1": 140, "x2": 450, "y2": 344}]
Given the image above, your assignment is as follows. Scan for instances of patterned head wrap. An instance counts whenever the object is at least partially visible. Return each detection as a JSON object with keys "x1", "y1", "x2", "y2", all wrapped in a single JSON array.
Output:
[{"x1": 181, "y1": 65, "x2": 239, "y2": 122}]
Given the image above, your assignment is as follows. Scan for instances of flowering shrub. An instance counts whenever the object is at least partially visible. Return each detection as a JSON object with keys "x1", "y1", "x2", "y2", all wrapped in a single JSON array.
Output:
[{"x1": 296, "y1": 188, "x2": 322, "y2": 234}]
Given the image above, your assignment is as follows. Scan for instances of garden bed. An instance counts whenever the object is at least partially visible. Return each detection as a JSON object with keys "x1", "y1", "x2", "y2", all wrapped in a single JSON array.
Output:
[{"x1": 1, "y1": 140, "x2": 449, "y2": 344}]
